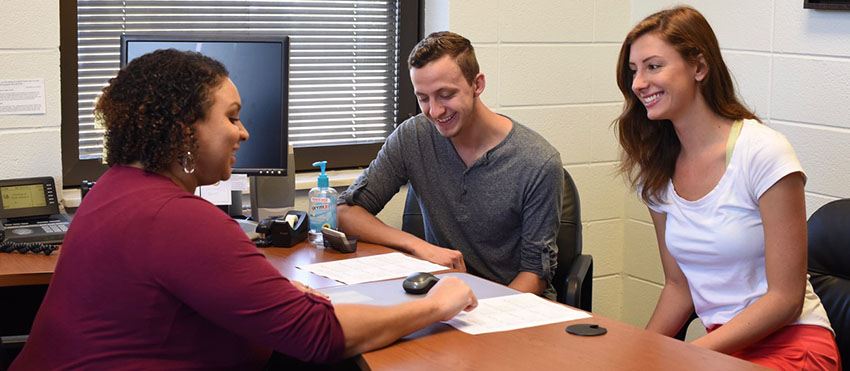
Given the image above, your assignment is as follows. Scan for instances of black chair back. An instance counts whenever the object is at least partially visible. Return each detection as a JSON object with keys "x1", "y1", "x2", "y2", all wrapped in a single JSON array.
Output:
[
  {"x1": 552, "y1": 169, "x2": 582, "y2": 302},
  {"x1": 807, "y1": 198, "x2": 850, "y2": 370},
  {"x1": 401, "y1": 185, "x2": 425, "y2": 240}
]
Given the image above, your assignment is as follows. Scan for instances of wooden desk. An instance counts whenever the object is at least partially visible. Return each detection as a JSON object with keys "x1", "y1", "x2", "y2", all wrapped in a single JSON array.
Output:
[
  {"x1": 258, "y1": 241, "x2": 399, "y2": 288},
  {"x1": 0, "y1": 241, "x2": 391, "y2": 288},
  {"x1": 0, "y1": 242, "x2": 768, "y2": 370},
  {"x1": 0, "y1": 249, "x2": 60, "y2": 287},
  {"x1": 320, "y1": 273, "x2": 767, "y2": 371},
  {"x1": 361, "y1": 311, "x2": 766, "y2": 370}
]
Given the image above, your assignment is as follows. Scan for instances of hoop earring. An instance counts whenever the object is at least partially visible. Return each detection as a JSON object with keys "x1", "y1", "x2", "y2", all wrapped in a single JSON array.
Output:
[{"x1": 182, "y1": 151, "x2": 195, "y2": 174}]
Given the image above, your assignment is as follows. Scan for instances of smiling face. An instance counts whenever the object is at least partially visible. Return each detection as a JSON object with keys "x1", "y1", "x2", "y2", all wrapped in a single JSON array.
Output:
[
  {"x1": 410, "y1": 55, "x2": 483, "y2": 138},
  {"x1": 629, "y1": 33, "x2": 704, "y2": 123},
  {"x1": 192, "y1": 78, "x2": 249, "y2": 185}
]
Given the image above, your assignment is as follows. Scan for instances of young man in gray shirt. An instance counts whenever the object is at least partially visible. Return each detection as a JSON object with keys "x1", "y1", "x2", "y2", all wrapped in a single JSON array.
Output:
[{"x1": 338, "y1": 31, "x2": 563, "y2": 298}]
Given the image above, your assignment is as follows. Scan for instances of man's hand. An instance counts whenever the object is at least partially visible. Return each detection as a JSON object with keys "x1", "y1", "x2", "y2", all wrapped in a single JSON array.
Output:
[
  {"x1": 425, "y1": 276, "x2": 478, "y2": 321},
  {"x1": 412, "y1": 240, "x2": 466, "y2": 271}
]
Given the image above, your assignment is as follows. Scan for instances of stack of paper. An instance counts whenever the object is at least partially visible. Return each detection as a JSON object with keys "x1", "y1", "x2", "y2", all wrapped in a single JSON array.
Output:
[{"x1": 297, "y1": 252, "x2": 448, "y2": 284}]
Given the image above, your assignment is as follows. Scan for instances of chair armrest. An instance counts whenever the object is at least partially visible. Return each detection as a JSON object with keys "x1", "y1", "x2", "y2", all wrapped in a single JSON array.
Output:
[{"x1": 563, "y1": 254, "x2": 593, "y2": 312}]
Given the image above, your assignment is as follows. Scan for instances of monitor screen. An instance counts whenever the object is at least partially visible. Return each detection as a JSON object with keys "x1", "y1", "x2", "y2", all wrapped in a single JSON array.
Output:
[
  {"x1": 0, "y1": 177, "x2": 60, "y2": 219},
  {"x1": 121, "y1": 35, "x2": 289, "y2": 176},
  {"x1": 1, "y1": 184, "x2": 47, "y2": 210}
]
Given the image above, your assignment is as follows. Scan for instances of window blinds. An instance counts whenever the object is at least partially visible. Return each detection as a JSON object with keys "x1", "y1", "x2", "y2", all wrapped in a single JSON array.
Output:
[{"x1": 76, "y1": 0, "x2": 399, "y2": 160}]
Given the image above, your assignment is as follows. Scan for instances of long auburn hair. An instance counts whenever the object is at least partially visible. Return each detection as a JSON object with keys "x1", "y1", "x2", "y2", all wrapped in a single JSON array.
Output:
[{"x1": 614, "y1": 6, "x2": 757, "y2": 204}]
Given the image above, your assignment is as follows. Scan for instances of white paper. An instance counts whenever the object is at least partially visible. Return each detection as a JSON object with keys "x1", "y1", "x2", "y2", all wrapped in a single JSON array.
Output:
[
  {"x1": 0, "y1": 79, "x2": 46, "y2": 115},
  {"x1": 297, "y1": 252, "x2": 448, "y2": 285},
  {"x1": 197, "y1": 180, "x2": 233, "y2": 205},
  {"x1": 445, "y1": 293, "x2": 591, "y2": 335},
  {"x1": 230, "y1": 174, "x2": 249, "y2": 191}
]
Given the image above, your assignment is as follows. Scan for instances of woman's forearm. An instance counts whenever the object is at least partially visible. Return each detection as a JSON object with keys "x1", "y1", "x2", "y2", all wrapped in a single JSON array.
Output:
[
  {"x1": 690, "y1": 290, "x2": 803, "y2": 354},
  {"x1": 646, "y1": 281, "x2": 695, "y2": 337}
]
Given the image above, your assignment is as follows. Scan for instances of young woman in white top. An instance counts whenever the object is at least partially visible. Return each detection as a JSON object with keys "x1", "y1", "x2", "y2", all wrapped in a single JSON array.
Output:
[{"x1": 614, "y1": 6, "x2": 840, "y2": 370}]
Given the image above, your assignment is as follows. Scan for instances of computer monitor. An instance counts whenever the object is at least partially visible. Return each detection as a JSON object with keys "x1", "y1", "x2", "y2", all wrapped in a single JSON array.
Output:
[{"x1": 120, "y1": 34, "x2": 290, "y2": 177}]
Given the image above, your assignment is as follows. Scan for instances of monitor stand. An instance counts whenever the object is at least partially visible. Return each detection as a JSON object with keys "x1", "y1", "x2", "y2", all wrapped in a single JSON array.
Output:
[{"x1": 249, "y1": 145, "x2": 295, "y2": 222}]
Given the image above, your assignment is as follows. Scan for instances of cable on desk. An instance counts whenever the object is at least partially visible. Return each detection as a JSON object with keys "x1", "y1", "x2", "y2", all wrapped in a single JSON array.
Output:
[{"x1": 0, "y1": 241, "x2": 59, "y2": 256}]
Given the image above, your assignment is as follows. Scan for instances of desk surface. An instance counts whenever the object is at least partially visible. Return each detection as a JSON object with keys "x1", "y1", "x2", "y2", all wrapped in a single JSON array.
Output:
[
  {"x1": 0, "y1": 241, "x2": 393, "y2": 288},
  {"x1": 319, "y1": 272, "x2": 520, "y2": 306},
  {"x1": 0, "y1": 249, "x2": 60, "y2": 287},
  {"x1": 0, "y1": 241, "x2": 768, "y2": 370},
  {"x1": 258, "y1": 241, "x2": 399, "y2": 288},
  {"x1": 321, "y1": 272, "x2": 766, "y2": 371},
  {"x1": 360, "y1": 313, "x2": 766, "y2": 370}
]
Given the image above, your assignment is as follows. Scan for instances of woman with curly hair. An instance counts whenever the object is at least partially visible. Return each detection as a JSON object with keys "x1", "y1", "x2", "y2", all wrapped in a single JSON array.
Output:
[
  {"x1": 12, "y1": 49, "x2": 476, "y2": 370},
  {"x1": 615, "y1": 6, "x2": 840, "y2": 370}
]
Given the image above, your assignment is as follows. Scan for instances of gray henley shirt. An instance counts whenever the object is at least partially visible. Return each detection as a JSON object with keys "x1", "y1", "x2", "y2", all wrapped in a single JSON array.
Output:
[{"x1": 339, "y1": 113, "x2": 563, "y2": 299}]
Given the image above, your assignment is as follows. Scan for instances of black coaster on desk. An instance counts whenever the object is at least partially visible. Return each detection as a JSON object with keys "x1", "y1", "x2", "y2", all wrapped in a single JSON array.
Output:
[{"x1": 566, "y1": 323, "x2": 607, "y2": 336}]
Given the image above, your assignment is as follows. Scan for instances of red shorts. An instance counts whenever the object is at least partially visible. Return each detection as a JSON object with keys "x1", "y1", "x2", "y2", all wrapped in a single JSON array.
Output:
[{"x1": 712, "y1": 324, "x2": 841, "y2": 370}]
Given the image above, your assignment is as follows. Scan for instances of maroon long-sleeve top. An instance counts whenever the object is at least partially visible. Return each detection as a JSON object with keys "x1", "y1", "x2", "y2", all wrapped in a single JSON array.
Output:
[{"x1": 12, "y1": 165, "x2": 344, "y2": 370}]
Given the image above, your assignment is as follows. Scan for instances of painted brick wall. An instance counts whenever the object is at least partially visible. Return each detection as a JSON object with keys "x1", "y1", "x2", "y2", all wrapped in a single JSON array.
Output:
[
  {"x1": 9, "y1": 1, "x2": 848, "y2": 330},
  {"x1": 0, "y1": 1, "x2": 62, "y2": 190},
  {"x1": 624, "y1": 0, "x2": 850, "y2": 333}
]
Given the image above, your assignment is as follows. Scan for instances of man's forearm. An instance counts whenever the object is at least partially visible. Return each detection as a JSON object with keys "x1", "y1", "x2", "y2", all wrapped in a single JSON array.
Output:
[
  {"x1": 337, "y1": 204, "x2": 421, "y2": 254},
  {"x1": 337, "y1": 204, "x2": 466, "y2": 270},
  {"x1": 507, "y1": 271, "x2": 546, "y2": 295}
]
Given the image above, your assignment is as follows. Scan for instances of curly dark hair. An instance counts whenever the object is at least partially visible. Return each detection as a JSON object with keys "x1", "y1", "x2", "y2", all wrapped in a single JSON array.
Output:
[{"x1": 95, "y1": 49, "x2": 229, "y2": 173}]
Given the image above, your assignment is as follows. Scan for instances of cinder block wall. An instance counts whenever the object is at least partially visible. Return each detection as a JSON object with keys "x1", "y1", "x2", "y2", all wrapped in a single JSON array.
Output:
[
  {"x1": 623, "y1": 0, "x2": 850, "y2": 331},
  {"x1": 0, "y1": 2, "x2": 62, "y2": 188},
  {"x1": 6, "y1": 1, "x2": 849, "y2": 330},
  {"x1": 424, "y1": 0, "x2": 632, "y2": 320}
]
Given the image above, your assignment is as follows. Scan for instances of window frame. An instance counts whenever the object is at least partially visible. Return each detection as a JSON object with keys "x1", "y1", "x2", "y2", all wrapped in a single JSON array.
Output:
[{"x1": 60, "y1": 0, "x2": 421, "y2": 187}]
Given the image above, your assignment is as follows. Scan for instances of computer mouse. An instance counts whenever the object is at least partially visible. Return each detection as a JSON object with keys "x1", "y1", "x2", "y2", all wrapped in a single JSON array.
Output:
[{"x1": 402, "y1": 272, "x2": 440, "y2": 295}]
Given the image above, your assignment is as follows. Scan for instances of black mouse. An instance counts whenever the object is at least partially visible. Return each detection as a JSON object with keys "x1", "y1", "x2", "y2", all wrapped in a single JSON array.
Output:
[{"x1": 402, "y1": 272, "x2": 440, "y2": 295}]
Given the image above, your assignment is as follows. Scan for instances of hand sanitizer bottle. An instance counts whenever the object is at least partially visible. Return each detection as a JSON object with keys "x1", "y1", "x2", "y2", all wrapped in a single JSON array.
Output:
[{"x1": 308, "y1": 161, "x2": 338, "y2": 245}]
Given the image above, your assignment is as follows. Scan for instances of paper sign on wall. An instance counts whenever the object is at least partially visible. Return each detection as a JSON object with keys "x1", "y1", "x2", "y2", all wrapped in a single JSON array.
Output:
[{"x1": 0, "y1": 79, "x2": 46, "y2": 115}]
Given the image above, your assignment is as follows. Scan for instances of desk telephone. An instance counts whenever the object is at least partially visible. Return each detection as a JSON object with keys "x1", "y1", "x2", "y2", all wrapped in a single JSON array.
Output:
[{"x1": 0, "y1": 177, "x2": 68, "y2": 255}]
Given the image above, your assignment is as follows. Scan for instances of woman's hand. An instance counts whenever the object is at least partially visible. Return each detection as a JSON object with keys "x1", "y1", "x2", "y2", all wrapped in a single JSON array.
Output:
[{"x1": 425, "y1": 276, "x2": 478, "y2": 320}]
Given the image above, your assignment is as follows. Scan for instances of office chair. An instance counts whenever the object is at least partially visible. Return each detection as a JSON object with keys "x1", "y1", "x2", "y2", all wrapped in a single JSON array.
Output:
[
  {"x1": 673, "y1": 312, "x2": 700, "y2": 341},
  {"x1": 807, "y1": 198, "x2": 850, "y2": 370},
  {"x1": 401, "y1": 169, "x2": 593, "y2": 311}
]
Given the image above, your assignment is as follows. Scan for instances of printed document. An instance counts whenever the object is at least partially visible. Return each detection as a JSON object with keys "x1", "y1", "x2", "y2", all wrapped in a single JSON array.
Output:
[
  {"x1": 196, "y1": 179, "x2": 233, "y2": 205},
  {"x1": 0, "y1": 79, "x2": 46, "y2": 115},
  {"x1": 445, "y1": 293, "x2": 592, "y2": 335},
  {"x1": 297, "y1": 252, "x2": 448, "y2": 285}
]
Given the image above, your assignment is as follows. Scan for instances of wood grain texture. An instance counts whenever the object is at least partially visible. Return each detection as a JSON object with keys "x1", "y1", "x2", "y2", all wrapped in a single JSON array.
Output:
[
  {"x1": 361, "y1": 315, "x2": 770, "y2": 370},
  {"x1": 0, "y1": 249, "x2": 60, "y2": 287}
]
